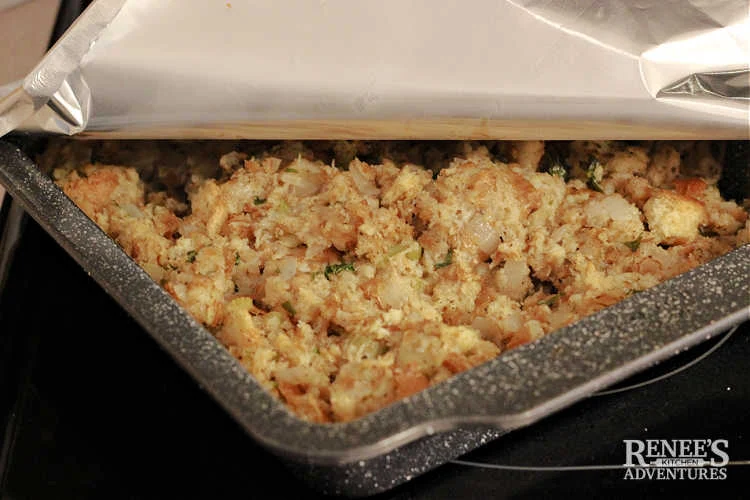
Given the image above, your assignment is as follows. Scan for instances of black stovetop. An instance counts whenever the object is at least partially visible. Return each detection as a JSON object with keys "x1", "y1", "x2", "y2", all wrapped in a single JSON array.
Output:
[{"x1": 0, "y1": 203, "x2": 747, "y2": 499}]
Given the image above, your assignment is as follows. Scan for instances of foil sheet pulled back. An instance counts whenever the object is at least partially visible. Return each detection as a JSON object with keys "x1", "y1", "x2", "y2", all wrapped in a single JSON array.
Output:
[{"x1": 0, "y1": 0, "x2": 748, "y2": 139}]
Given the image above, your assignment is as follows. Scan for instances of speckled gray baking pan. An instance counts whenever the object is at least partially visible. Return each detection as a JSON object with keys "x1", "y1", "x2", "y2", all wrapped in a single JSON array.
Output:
[{"x1": 0, "y1": 139, "x2": 748, "y2": 497}]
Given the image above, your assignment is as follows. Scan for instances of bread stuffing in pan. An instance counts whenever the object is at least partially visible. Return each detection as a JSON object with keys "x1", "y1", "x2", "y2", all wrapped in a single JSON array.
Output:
[{"x1": 43, "y1": 140, "x2": 749, "y2": 422}]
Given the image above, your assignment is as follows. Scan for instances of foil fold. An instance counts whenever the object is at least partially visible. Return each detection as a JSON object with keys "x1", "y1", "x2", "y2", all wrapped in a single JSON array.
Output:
[{"x1": 1, "y1": 0, "x2": 748, "y2": 139}]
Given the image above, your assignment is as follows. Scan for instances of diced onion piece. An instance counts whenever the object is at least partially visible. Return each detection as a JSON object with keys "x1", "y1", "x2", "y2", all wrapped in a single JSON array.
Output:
[
  {"x1": 465, "y1": 215, "x2": 500, "y2": 255},
  {"x1": 278, "y1": 257, "x2": 297, "y2": 280},
  {"x1": 283, "y1": 171, "x2": 321, "y2": 197},
  {"x1": 350, "y1": 162, "x2": 380, "y2": 197},
  {"x1": 471, "y1": 316, "x2": 502, "y2": 340}
]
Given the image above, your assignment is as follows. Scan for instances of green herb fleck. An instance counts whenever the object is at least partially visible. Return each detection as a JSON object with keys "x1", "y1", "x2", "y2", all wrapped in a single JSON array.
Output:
[
  {"x1": 542, "y1": 152, "x2": 569, "y2": 180},
  {"x1": 234, "y1": 252, "x2": 240, "y2": 266},
  {"x1": 623, "y1": 235, "x2": 642, "y2": 252},
  {"x1": 282, "y1": 301, "x2": 296, "y2": 316},
  {"x1": 626, "y1": 288, "x2": 642, "y2": 296},
  {"x1": 285, "y1": 167, "x2": 298, "y2": 173},
  {"x1": 548, "y1": 163, "x2": 567, "y2": 179},
  {"x1": 186, "y1": 250, "x2": 197, "y2": 263},
  {"x1": 324, "y1": 261, "x2": 356, "y2": 280},
  {"x1": 586, "y1": 158, "x2": 604, "y2": 193},
  {"x1": 538, "y1": 294, "x2": 560, "y2": 307},
  {"x1": 434, "y1": 248, "x2": 454, "y2": 270},
  {"x1": 314, "y1": 346, "x2": 320, "y2": 355},
  {"x1": 253, "y1": 196, "x2": 266, "y2": 205},
  {"x1": 169, "y1": 264, "x2": 179, "y2": 271}
]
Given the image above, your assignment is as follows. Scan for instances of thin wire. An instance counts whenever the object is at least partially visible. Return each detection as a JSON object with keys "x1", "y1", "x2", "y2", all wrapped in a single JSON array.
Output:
[
  {"x1": 450, "y1": 326, "x2": 746, "y2": 473},
  {"x1": 593, "y1": 325, "x2": 739, "y2": 396},
  {"x1": 450, "y1": 460, "x2": 625, "y2": 471},
  {"x1": 450, "y1": 459, "x2": 750, "y2": 472}
]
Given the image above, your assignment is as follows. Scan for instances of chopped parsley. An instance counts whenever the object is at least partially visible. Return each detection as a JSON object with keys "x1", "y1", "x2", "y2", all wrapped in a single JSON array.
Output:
[
  {"x1": 541, "y1": 151, "x2": 569, "y2": 180},
  {"x1": 253, "y1": 196, "x2": 266, "y2": 205},
  {"x1": 538, "y1": 294, "x2": 560, "y2": 307},
  {"x1": 285, "y1": 167, "x2": 298, "y2": 173},
  {"x1": 434, "y1": 248, "x2": 454, "y2": 270},
  {"x1": 234, "y1": 252, "x2": 240, "y2": 266},
  {"x1": 623, "y1": 235, "x2": 642, "y2": 252},
  {"x1": 324, "y1": 261, "x2": 356, "y2": 280},
  {"x1": 186, "y1": 250, "x2": 197, "y2": 263},
  {"x1": 282, "y1": 301, "x2": 296, "y2": 316},
  {"x1": 548, "y1": 163, "x2": 567, "y2": 179},
  {"x1": 586, "y1": 158, "x2": 605, "y2": 192}
]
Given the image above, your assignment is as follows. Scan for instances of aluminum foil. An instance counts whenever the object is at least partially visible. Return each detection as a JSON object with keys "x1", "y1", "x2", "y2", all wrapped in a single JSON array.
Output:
[{"x1": 1, "y1": 0, "x2": 748, "y2": 139}]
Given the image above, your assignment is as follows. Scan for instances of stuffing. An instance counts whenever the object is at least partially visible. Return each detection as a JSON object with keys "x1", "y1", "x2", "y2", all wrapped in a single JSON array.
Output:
[
  {"x1": 47, "y1": 140, "x2": 747, "y2": 423},
  {"x1": 643, "y1": 191, "x2": 706, "y2": 245}
]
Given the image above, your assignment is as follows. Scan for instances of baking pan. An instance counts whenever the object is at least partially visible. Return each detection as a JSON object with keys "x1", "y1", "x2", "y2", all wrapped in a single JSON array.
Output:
[{"x1": 0, "y1": 139, "x2": 748, "y2": 496}]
